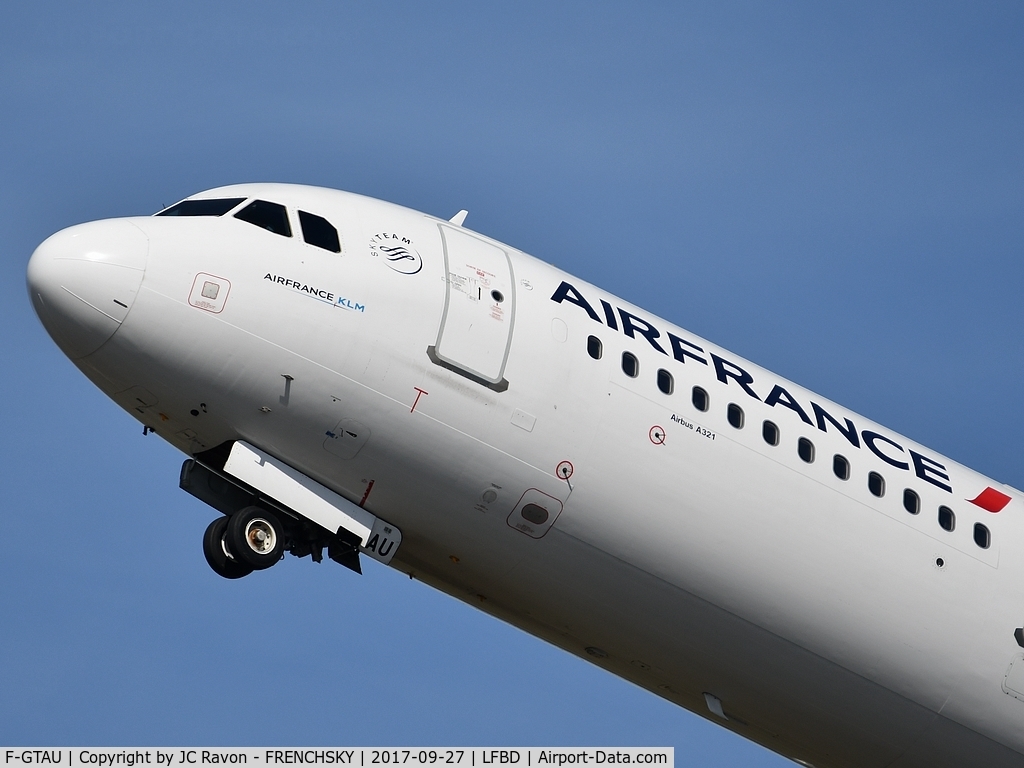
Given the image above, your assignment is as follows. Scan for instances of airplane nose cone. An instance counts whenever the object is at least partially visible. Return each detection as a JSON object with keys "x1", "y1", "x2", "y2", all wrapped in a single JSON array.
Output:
[{"x1": 27, "y1": 219, "x2": 148, "y2": 359}]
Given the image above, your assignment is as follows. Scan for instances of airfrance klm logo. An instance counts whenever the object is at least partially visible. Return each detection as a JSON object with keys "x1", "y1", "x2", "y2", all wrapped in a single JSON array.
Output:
[{"x1": 263, "y1": 273, "x2": 365, "y2": 312}]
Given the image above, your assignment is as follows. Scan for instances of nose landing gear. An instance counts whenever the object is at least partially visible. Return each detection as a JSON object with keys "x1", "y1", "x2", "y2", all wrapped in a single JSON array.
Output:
[
  {"x1": 227, "y1": 506, "x2": 285, "y2": 569},
  {"x1": 202, "y1": 506, "x2": 285, "y2": 579},
  {"x1": 202, "y1": 515, "x2": 254, "y2": 579}
]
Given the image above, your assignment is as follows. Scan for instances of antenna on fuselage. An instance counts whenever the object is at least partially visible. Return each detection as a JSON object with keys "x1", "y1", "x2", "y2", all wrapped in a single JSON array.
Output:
[{"x1": 448, "y1": 210, "x2": 468, "y2": 226}]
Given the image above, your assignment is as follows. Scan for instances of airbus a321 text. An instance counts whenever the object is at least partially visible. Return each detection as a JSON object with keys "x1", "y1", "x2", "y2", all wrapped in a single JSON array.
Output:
[{"x1": 26, "y1": 184, "x2": 1024, "y2": 767}]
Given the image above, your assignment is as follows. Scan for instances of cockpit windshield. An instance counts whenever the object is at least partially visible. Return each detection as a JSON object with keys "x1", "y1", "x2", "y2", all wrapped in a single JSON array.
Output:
[
  {"x1": 234, "y1": 199, "x2": 292, "y2": 237},
  {"x1": 156, "y1": 198, "x2": 246, "y2": 217},
  {"x1": 299, "y1": 210, "x2": 340, "y2": 252},
  {"x1": 155, "y1": 195, "x2": 341, "y2": 253}
]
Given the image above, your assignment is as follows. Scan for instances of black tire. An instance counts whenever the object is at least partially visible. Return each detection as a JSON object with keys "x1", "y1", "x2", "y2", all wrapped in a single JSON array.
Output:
[
  {"x1": 203, "y1": 516, "x2": 253, "y2": 579},
  {"x1": 226, "y1": 506, "x2": 285, "y2": 570}
]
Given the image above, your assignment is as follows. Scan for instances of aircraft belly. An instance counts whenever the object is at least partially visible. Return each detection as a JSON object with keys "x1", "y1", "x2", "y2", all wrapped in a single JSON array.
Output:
[{"x1": 399, "y1": 520, "x2": 1021, "y2": 768}]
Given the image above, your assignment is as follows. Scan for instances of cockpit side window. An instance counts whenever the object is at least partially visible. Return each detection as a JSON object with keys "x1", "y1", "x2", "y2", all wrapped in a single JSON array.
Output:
[
  {"x1": 299, "y1": 210, "x2": 341, "y2": 253},
  {"x1": 234, "y1": 200, "x2": 292, "y2": 237},
  {"x1": 157, "y1": 198, "x2": 246, "y2": 217}
]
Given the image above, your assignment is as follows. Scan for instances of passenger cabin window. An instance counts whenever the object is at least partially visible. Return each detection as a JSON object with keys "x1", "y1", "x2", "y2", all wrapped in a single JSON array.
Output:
[
  {"x1": 833, "y1": 454, "x2": 850, "y2": 480},
  {"x1": 727, "y1": 403, "x2": 744, "y2": 429},
  {"x1": 762, "y1": 421, "x2": 779, "y2": 446},
  {"x1": 157, "y1": 198, "x2": 245, "y2": 217},
  {"x1": 692, "y1": 386, "x2": 709, "y2": 412},
  {"x1": 299, "y1": 210, "x2": 341, "y2": 252},
  {"x1": 903, "y1": 488, "x2": 920, "y2": 515},
  {"x1": 974, "y1": 522, "x2": 991, "y2": 549},
  {"x1": 587, "y1": 335, "x2": 603, "y2": 360},
  {"x1": 868, "y1": 471, "x2": 885, "y2": 498},
  {"x1": 938, "y1": 505, "x2": 955, "y2": 532},
  {"x1": 621, "y1": 351, "x2": 639, "y2": 378},
  {"x1": 234, "y1": 200, "x2": 292, "y2": 237},
  {"x1": 657, "y1": 369, "x2": 674, "y2": 395},
  {"x1": 798, "y1": 437, "x2": 815, "y2": 464}
]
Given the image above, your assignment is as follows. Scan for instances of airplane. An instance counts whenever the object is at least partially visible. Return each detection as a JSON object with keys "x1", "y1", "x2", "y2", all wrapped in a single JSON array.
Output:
[{"x1": 25, "y1": 183, "x2": 1024, "y2": 768}]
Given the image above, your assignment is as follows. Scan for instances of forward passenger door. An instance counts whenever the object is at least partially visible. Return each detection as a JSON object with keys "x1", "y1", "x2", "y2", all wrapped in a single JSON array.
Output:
[{"x1": 428, "y1": 225, "x2": 515, "y2": 391}]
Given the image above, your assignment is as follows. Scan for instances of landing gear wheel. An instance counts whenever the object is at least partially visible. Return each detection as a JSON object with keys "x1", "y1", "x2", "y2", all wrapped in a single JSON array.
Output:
[
  {"x1": 203, "y1": 516, "x2": 254, "y2": 579},
  {"x1": 226, "y1": 506, "x2": 285, "y2": 570}
]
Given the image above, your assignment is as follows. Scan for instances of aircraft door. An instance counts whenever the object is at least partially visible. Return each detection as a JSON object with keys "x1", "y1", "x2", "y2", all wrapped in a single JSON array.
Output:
[{"x1": 428, "y1": 225, "x2": 514, "y2": 391}]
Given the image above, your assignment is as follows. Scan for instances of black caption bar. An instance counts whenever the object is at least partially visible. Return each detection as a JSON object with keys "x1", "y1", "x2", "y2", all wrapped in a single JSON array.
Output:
[{"x1": 1, "y1": 750, "x2": 673, "y2": 768}]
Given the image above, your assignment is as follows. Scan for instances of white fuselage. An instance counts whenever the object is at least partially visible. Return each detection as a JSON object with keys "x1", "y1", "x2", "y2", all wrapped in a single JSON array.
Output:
[{"x1": 26, "y1": 184, "x2": 1024, "y2": 767}]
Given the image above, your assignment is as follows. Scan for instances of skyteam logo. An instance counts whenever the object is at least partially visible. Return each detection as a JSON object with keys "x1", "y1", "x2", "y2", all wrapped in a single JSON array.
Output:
[{"x1": 369, "y1": 232, "x2": 422, "y2": 274}]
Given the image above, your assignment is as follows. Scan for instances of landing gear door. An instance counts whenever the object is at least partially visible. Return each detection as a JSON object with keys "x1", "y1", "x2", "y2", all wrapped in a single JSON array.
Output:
[{"x1": 429, "y1": 225, "x2": 514, "y2": 391}]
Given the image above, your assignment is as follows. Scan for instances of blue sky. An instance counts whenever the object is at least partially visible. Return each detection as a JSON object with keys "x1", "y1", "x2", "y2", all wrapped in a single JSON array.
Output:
[{"x1": 2, "y1": 2, "x2": 1023, "y2": 764}]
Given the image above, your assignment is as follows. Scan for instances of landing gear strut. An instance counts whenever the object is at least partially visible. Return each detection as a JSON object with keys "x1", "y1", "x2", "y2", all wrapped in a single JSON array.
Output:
[{"x1": 202, "y1": 505, "x2": 285, "y2": 579}]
